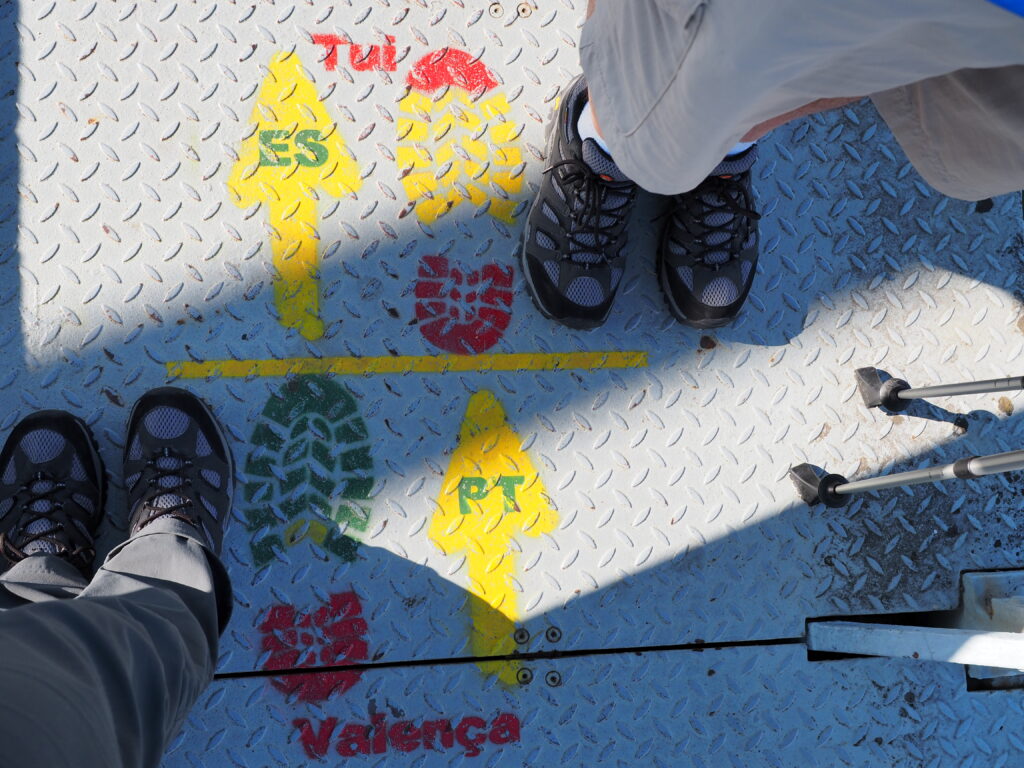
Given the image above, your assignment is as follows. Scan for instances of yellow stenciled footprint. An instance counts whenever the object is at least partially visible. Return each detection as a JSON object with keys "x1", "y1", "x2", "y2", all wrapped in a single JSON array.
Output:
[
  {"x1": 397, "y1": 49, "x2": 523, "y2": 224},
  {"x1": 430, "y1": 390, "x2": 559, "y2": 684},
  {"x1": 228, "y1": 52, "x2": 362, "y2": 340}
]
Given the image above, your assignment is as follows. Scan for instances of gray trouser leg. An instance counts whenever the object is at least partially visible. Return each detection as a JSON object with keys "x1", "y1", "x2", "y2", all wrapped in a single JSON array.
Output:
[
  {"x1": 0, "y1": 552, "x2": 88, "y2": 607},
  {"x1": 581, "y1": 0, "x2": 1024, "y2": 196},
  {"x1": 0, "y1": 518, "x2": 232, "y2": 768}
]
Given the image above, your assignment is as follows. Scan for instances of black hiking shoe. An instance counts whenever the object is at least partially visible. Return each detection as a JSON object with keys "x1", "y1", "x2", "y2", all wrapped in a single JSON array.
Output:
[
  {"x1": 658, "y1": 146, "x2": 761, "y2": 328},
  {"x1": 124, "y1": 387, "x2": 233, "y2": 555},
  {"x1": 0, "y1": 411, "x2": 106, "y2": 576},
  {"x1": 520, "y1": 74, "x2": 638, "y2": 329}
]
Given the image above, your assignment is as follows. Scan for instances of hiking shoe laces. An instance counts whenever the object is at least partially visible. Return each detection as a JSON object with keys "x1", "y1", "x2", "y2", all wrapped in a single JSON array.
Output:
[
  {"x1": 0, "y1": 413, "x2": 105, "y2": 575},
  {"x1": 658, "y1": 146, "x2": 761, "y2": 327},
  {"x1": 520, "y1": 74, "x2": 639, "y2": 328},
  {"x1": 124, "y1": 388, "x2": 233, "y2": 555},
  {"x1": 666, "y1": 170, "x2": 761, "y2": 269},
  {"x1": 546, "y1": 154, "x2": 637, "y2": 267}
]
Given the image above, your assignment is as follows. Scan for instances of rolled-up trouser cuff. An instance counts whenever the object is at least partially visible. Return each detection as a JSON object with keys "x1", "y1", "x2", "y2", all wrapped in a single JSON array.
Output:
[{"x1": 98, "y1": 516, "x2": 233, "y2": 637}]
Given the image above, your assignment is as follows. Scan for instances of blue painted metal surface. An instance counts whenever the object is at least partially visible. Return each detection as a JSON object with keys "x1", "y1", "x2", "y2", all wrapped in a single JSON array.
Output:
[
  {"x1": 1, "y1": 0, "x2": 1022, "y2": 764},
  {"x1": 987, "y1": 0, "x2": 1024, "y2": 18},
  {"x1": 173, "y1": 646, "x2": 1024, "y2": 767}
]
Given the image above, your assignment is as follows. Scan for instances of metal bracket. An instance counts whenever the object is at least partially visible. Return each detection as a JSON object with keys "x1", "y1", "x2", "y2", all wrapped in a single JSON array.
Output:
[{"x1": 808, "y1": 570, "x2": 1024, "y2": 678}]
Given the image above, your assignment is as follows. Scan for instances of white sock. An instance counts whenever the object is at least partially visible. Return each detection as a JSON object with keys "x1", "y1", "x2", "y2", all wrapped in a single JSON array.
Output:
[
  {"x1": 726, "y1": 140, "x2": 756, "y2": 156},
  {"x1": 577, "y1": 100, "x2": 612, "y2": 156}
]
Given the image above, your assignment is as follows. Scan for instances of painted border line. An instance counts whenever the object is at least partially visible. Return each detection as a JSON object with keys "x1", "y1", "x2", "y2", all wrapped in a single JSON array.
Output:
[{"x1": 167, "y1": 351, "x2": 648, "y2": 379}]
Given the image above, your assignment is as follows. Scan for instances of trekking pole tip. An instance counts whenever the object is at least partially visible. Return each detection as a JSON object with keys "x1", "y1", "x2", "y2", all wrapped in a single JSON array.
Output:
[
  {"x1": 789, "y1": 463, "x2": 850, "y2": 507},
  {"x1": 855, "y1": 367, "x2": 911, "y2": 411}
]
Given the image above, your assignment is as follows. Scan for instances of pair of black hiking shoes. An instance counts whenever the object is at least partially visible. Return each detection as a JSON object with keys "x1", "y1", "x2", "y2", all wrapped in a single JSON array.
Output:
[
  {"x1": 0, "y1": 387, "x2": 232, "y2": 577},
  {"x1": 520, "y1": 75, "x2": 761, "y2": 330}
]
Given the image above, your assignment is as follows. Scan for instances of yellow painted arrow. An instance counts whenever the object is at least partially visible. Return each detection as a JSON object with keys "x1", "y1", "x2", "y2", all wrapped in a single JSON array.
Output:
[
  {"x1": 429, "y1": 391, "x2": 559, "y2": 684},
  {"x1": 228, "y1": 52, "x2": 362, "y2": 340}
]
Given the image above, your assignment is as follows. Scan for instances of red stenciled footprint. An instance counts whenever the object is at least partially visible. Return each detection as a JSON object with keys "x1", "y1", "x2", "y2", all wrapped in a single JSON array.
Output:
[
  {"x1": 259, "y1": 591, "x2": 369, "y2": 703},
  {"x1": 406, "y1": 47, "x2": 499, "y2": 94},
  {"x1": 415, "y1": 255, "x2": 513, "y2": 355}
]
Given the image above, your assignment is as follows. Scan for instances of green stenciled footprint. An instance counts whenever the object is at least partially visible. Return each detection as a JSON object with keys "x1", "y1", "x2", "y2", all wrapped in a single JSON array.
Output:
[{"x1": 243, "y1": 376, "x2": 374, "y2": 566}]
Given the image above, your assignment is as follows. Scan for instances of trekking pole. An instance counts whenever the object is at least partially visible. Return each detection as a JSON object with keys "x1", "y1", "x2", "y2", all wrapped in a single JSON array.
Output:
[
  {"x1": 856, "y1": 367, "x2": 1024, "y2": 412},
  {"x1": 789, "y1": 450, "x2": 1024, "y2": 508}
]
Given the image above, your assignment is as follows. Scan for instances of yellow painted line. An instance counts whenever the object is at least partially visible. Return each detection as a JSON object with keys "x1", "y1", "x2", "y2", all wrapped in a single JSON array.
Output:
[{"x1": 167, "y1": 351, "x2": 647, "y2": 379}]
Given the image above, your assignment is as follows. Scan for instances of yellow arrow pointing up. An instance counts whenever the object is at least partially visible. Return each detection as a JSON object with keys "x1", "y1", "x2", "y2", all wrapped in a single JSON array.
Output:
[
  {"x1": 228, "y1": 52, "x2": 362, "y2": 340},
  {"x1": 430, "y1": 390, "x2": 559, "y2": 684}
]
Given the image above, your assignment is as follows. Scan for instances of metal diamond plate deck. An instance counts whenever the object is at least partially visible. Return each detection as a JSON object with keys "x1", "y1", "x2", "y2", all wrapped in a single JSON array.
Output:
[
  {"x1": 168, "y1": 646, "x2": 1024, "y2": 767},
  {"x1": 3, "y1": 0, "x2": 1024, "y2": 764}
]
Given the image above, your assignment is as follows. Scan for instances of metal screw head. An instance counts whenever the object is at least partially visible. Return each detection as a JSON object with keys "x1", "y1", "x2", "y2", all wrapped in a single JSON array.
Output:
[
  {"x1": 545, "y1": 626, "x2": 562, "y2": 643},
  {"x1": 545, "y1": 670, "x2": 562, "y2": 687},
  {"x1": 516, "y1": 667, "x2": 534, "y2": 685},
  {"x1": 517, "y1": 2, "x2": 533, "y2": 17},
  {"x1": 489, "y1": 2, "x2": 504, "y2": 17},
  {"x1": 513, "y1": 627, "x2": 530, "y2": 645}
]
